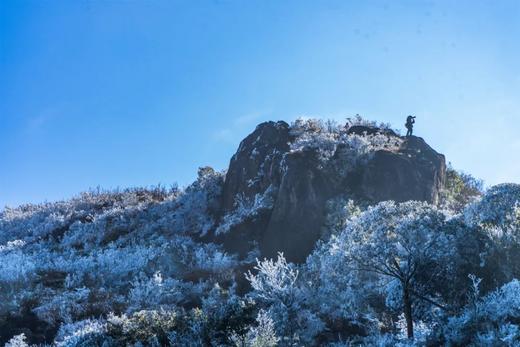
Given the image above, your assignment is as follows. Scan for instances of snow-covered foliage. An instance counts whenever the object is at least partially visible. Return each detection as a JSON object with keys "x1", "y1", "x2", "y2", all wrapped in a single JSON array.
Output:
[
  {"x1": 247, "y1": 253, "x2": 324, "y2": 345},
  {"x1": 2, "y1": 117, "x2": 520, "y2": 346},
  {"x1": 5, "y1": 334, "x2": 29, "y2": 347},
  {"x1": 289, "y1": 118, "x2": 402, "y2": 164},
  {"x1": 3, "y1": 178, "x2": 519, "y2": 345},
  {"x1": 437, "y1": 279, "x2": 520, "y2": 346},
  {"x1": 464, "y1": 183, "x2": 520, "y2": 233},
  {"x1": 440, "y1": 164, "x2": 483, "y2": 213},
  {"x1": 242, "y1": 310, "x2": 280, "y2": 347},
  {"x1": 216, "y1": 185, "x2": 276, "y2": 235},
  {"x1": 0, "y1": 168, "x2": 242, "y2": 344},
  {"x1": 305, "y1": 201, "x2": 456, "y2": 341},
  {"x1": 54, "y1": 319, "x2": 107, "y2": 347}
]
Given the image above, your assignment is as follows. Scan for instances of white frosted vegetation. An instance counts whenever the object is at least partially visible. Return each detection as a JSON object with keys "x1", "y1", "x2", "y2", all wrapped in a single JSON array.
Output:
[{"x1": 1, "y1": 118, "x2": 520, "y2": 346}]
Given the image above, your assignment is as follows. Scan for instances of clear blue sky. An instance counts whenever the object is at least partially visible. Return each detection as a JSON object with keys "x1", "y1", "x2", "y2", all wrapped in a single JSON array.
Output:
[{"x1": 1, "y1": 0, "x2": 519, "y2": 208}]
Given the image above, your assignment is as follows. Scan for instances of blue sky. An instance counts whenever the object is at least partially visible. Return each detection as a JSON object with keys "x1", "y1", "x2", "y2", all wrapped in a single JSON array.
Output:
[{"x1": 1, "y1": 0, "x2": 520, "y2": 207}]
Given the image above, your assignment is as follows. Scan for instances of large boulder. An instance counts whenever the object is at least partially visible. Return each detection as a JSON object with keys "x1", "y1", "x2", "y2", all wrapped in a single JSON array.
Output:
[{"x1": 218, "y1": 121, "x2": 446, "y2": 262}]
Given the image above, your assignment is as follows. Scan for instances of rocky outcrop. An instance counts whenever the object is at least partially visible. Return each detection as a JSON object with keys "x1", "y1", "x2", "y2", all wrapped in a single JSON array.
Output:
[
  {"x1": 350, "y1": 136, "x2": 446, "y2": 205},
  {"x1": 262, "y1": 149, "x2": 337, "y2": 261},
  {"x1": 221, "y1": 121, "x2": 292, "y2": 212},
  {"x1": 218, "y1": 121, "x2": 446, "y2": 263}
]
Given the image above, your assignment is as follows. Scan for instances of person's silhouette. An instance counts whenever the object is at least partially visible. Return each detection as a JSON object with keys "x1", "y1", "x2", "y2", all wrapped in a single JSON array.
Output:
[{"x1": 405, "y1": 115, "x2": 416, "y2": 136}]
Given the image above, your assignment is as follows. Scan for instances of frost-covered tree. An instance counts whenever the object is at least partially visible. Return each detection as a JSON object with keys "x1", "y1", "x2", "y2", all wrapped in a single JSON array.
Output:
[
  {"x1": 464, "y1": 183, "x2": 520, "y2": 284},
  {"x1": 315, "y1": 201, "x2": 454, "y2": 339},
  {"x1": 344, "y1": 202, "x2": 453, "y2": 338}
]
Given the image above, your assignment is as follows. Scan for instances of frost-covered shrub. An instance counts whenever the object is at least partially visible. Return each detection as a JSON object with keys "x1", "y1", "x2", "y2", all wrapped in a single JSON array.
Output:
[
  {"x1": 0, "y1": 245, "x2": 39, "y2": 315},
  {"x1": 127, "y1": 272, "x2": 191, "y2": 313},
  {"x1": 289, "y1": 118, "x2": 340, "y2": 159},
  {"x1": 34, "y1": 287, "x2": 91, "y2": 325},
  {"x1": 241, "y1": 310, "x2": 280, "y2": 347},
  {"x1": 5, "y1": 334, "x2": 29, "y2": 347},
  {"x1": 246, "y1": 253, "x2": 299, "y2": 304},
  {"x1": 54, "y1": 319, "x2": 107, "y2": 347},
  {"x1": 106, "y1": 310, "x2": 179, "y2": 346},
  {"x1": 0, "y1": 246, "x2": 37, "y2": 282},
  {"x1": 246, "y1": 253, "x2": 324, "y2": 345},
  {"x1": 464, "y1": 183, "x2": 520, "y2": 232},
  {"x1": 463, "y1": 184, "x2": 520, "y2": 284},
  {"x1": 216, "y1": 186, "x2": 276, "y2": 235},
  {"x1": 159, "y1": 236, "x2": 238, "y2": 275},
  {"x1": 322, "y1": 197, "x2": 363, "y2": 239},
  {"x1": 437, "y1": 279, "x2": 520, "y2": 346},
  {"x1": 345, "y1": 114, "x2": 393, "y2": 130},
  {"x1": 440, "y1": 164, "x2": 483, "y2": 213},
  {"x1": 198, "y1": 284, "x2": 256, "y2": 345},
  {"x1": 172, "y1": 166, "x2": 225, "y2": 236}
]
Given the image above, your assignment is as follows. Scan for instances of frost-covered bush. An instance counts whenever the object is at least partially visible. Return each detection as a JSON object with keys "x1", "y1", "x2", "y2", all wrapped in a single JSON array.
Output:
[
  {"x1": 196, "y1": 284, "x2": 256, "y2": 345},
  {"x1": 173, "y1": 166, "x2": 225, "y2": 236},
  {"x1": 465, "y1": 184, "x2": 520, "y2": 227},
  {"x1": 106, "y1": 310, "x2": 179, "y2": 346},
  {"x1": 0, "y1": 244, "x2": 37, "y2": 282},
  {"x1": 322, "y1": 197, "x2": 363, "y2": 239},
  {"x1": 241, "y1": 310, "x2": 280, "y2": 347},
  {"x1": 126, "y1": 272, "x2": 192, "y2": 313},
  {"x1": 440, "y1": 164, "x2": 483, "y2": 213},
  {"x1": 437, "y1": 279, "x2": 520, "y2": 346},
  {"x1": 5, "y1": 334, "x2": 29, "y2": 347},
  {"x1": 54, "y1": 319, "x2": 107, "y2": 347},
  {"x1": 216, "y1": 186, "x2": 276, "y2": 235},
  {"x1": 247, "y1": 253, "x2": 324, "y2": 345},
  {"x1": 462, "y1": 184, "x2": 520, "y2": 286},
  {"x1": 246, "y1": 253, "x2": 299, "y2": 304}
]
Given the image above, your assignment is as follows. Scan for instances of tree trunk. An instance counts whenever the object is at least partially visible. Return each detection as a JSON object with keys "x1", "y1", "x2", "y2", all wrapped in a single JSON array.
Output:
[{"x1": 403, "y1": 285, "x2": 414, "y2": 339}]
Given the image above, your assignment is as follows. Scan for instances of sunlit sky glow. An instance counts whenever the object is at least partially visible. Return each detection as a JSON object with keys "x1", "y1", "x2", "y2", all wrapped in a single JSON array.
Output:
[{"x1": 1, "y1": 0, "x2": 520, "y2": 207}]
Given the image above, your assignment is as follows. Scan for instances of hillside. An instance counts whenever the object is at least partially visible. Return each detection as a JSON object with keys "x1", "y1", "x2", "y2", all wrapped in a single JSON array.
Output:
[{"x1": 2, "y1": 117, "x2": 520, "y2": 346}]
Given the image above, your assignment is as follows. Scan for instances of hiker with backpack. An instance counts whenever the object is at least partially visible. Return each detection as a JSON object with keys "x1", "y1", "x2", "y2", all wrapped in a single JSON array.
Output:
[{"x1": 405, "y1": 115, "x2": 416, "y2": 136}]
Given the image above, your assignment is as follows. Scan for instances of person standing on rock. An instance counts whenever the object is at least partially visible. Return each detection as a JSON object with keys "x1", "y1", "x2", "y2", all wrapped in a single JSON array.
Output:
[{"x1": 405, "y1": 115, "x2": 416, "y2": 136}]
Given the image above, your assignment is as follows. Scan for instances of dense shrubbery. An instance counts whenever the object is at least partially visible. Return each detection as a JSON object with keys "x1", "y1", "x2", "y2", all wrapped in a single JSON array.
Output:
[
  {"x1": 441, "y1": 164, "x2": 484, "y2": 212},
  {"x1": 1, "y1": 118, "x2": 520, "y2": 346}
]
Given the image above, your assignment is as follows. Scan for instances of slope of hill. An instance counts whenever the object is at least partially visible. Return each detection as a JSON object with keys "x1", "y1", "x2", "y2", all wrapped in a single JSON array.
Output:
[{"x1": 1, "y1": 117, "x2": 519, "y2": 346}]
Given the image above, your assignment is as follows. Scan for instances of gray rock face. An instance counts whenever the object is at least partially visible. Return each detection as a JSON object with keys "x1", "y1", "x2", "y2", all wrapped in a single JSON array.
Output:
[
  {"x1": 262, "y1": 149, "x2": 336, "y2": 261},
  {"x1": 347, "y1": 125, "x2": 398, "y2": 137},
  {"x1": 218, "y1": 121, "x2": 446, "y2": 263},
  {"x1": 351, "y1": 136, "x2": 446, "y2": 205},
  {"x1": 221, "y1": 121, "x2": 292, "y2": 212}
]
